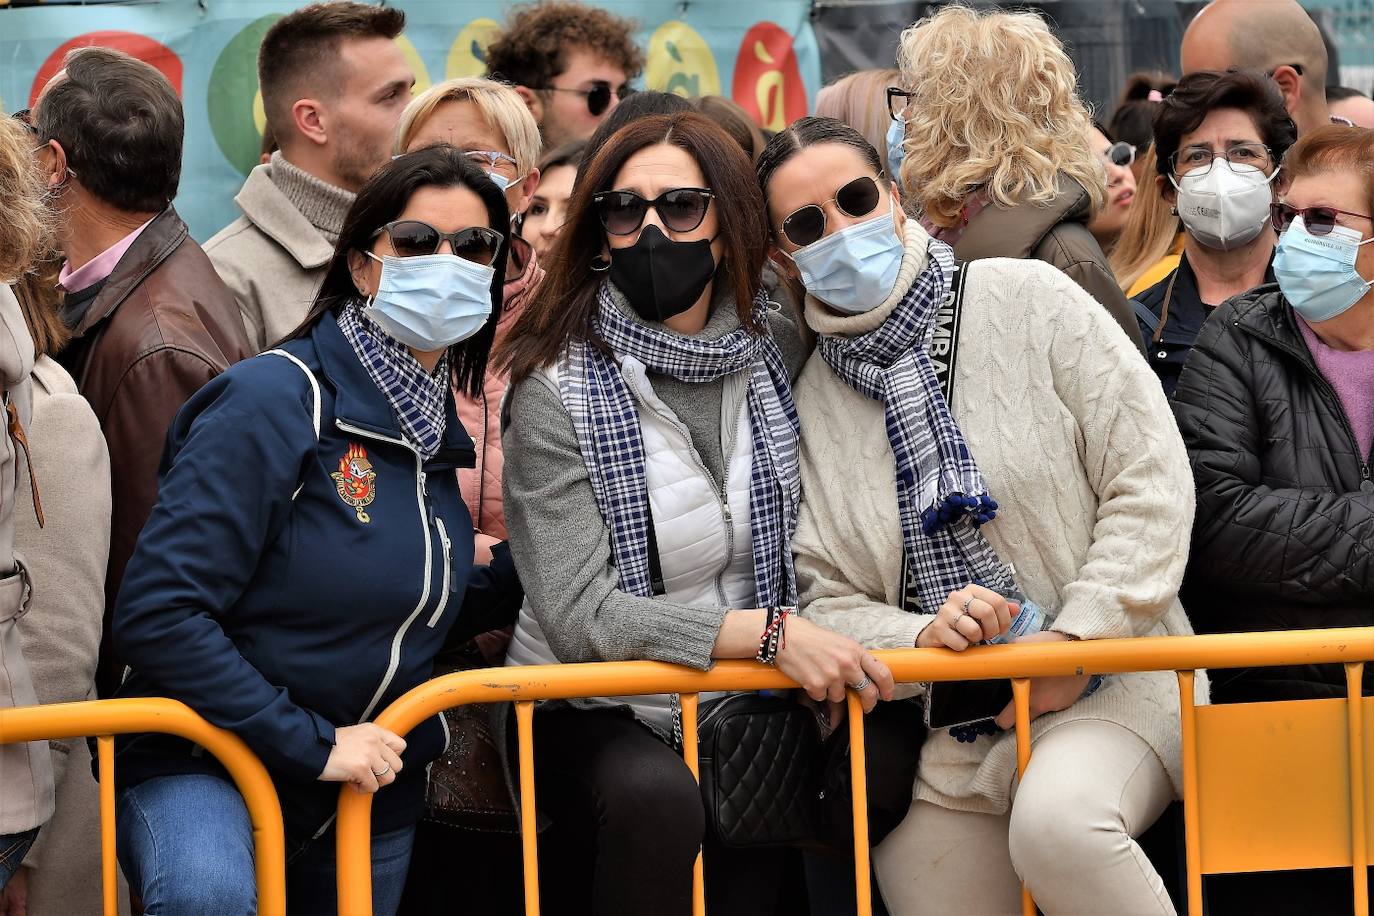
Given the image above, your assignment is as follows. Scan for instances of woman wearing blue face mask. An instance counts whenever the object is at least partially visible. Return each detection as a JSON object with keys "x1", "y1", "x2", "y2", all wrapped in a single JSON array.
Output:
[
  {"x1": 760, "y1": 117, "x2": 1200, "y2": 915},
  {"x1": 107, "y1": 146, "x2": 524, "y2": 916}
]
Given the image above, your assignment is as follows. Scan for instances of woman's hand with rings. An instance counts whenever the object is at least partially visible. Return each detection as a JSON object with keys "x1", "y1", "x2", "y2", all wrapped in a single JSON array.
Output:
[
  {"x1": 916, "y1": 585, "x2": 1015, "y2": 650},
  {"x1": 318, "y1": 723, "x2": 407, "y2": 794},
  {"x1": 775, "y1": 615, "x2": 896, "y2": 713}
]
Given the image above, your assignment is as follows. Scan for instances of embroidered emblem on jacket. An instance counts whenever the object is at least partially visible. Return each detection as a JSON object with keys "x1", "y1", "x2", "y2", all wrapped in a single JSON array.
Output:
[{"x1": 331, "y1": 443, "x2": 377, "y2": 523}]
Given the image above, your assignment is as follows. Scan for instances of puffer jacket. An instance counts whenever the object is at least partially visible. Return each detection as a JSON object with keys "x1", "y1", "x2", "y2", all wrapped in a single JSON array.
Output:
[
  {"x1": 1173, "y1": 284, "x2": 1374, "y2": 703},
  {"x1": 454, "y1": 236, "x2": 542, "y2": 543}
]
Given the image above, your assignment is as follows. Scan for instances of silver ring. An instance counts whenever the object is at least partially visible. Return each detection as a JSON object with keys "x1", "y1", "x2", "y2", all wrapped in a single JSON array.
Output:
[
  {"x1": 849, "y1": 676, "x2": 872, "y2": 692},
  {"x1": 961, "y1": 596, "x2": 974, "y2": 614},
  {"x1": 372, "y1": 763, "x2": 391, "y2": 778}
]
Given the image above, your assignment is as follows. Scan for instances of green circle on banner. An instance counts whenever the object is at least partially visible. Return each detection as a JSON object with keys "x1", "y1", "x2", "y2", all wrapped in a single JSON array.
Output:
[{"x1": 208, "y1": 15, "x2": 280, "y2": 177}]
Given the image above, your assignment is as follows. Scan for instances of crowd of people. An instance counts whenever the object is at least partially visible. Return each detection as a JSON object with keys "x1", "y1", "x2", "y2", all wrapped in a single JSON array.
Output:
[{"x1": 0, "y1": 0, "x2": 1371, "y2": 913}]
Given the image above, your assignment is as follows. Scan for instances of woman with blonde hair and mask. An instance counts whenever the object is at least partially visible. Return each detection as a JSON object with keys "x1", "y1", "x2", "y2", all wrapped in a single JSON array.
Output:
[
  {"x1": 891, "y1": 5, "x2": 1144, "y2": 351},
  {"x1": 758, "y1": 114, "x2": 1200, "y2": 915}
]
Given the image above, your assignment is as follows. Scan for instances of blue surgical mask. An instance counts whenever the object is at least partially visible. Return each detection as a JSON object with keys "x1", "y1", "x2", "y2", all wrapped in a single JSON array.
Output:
[
  {"x1": 789, "y1": 202, "x2": 904, "y2": 314},
  {"x1": 363, "y1": 252, "x2": 494, "y2": 351},
  {"x1": 1273, "y1": 217, "x2": 1374, "y2": 323},
  {"x1": 886, "y1": 118, "x2": 906, "y2": 184},
  {"x1": 485, "y1": 170, "x2": 515, "y2": 193}
]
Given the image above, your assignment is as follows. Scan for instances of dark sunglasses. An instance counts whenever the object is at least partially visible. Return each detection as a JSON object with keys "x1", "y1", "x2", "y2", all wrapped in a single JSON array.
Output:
[
  {"x1": 1104, "y1": 141, "x2": 1135, "y2": 168},
  {"x1": 886, "y1": 86, "x2": 914, "y2": 121},
  {"x1": 780, "y1": 176, "x2": 882, "y2": 248},
  {"x1": 1271, "y1": 202, "x2": 1374, "y2": 236},
  {"x1": 374, "y1": 220, "x2": 504, "y2": 265},
  {"x1": 593, "y1": 187, "x2": 714, "y2": 236},
  {"x1": 542, "y1": 80, "x2": 634, "y2": 116}
]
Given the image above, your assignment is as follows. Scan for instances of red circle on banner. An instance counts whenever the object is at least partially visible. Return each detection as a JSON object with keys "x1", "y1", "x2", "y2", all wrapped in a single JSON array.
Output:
[
  {"x1": 29, "y1": 31, "x2": 183, "y2": 108},
  {"x1": 732, "y1": 23, "x2": 807, "y2": 133}
]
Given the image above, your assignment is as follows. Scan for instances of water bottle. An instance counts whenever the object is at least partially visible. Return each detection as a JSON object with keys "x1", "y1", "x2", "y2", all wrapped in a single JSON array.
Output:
[{"x1": 987, "y1": 592, "x2": 1045, "y2": 645}]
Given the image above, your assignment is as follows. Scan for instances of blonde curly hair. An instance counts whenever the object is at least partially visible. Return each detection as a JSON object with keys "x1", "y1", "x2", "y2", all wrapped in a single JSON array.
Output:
[
  {"x1": 0, "y1": 115, "x2": 52, "y2": 284},
  {"x1": 896, "y1": 5, "x2": 1105, "y2": 227}
]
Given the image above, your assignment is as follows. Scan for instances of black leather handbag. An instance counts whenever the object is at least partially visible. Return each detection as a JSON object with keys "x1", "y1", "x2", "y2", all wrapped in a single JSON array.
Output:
[{"x1": 696, "y1": 692, "x2": 823, "y2": 848}]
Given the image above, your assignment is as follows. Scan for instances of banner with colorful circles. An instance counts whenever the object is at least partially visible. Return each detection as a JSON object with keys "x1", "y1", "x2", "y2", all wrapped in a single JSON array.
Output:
[{"x1": 0, "y1": 0, "x2": 818, "y2": 241}]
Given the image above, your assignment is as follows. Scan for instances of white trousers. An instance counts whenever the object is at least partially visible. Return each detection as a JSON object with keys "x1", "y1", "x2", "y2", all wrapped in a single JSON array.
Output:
[{"x1": 874, "y1": 719, "x2": 1176, "y2": 916}]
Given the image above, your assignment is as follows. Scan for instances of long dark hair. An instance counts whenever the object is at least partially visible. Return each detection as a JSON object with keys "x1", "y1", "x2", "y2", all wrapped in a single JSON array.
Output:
[
  {"x1": 289, "y1": 145, "x2": 510, "y2": 399},
  {"x1": 498, "y1": 112, "x2": 768, "y2": 384},
  {"x1": 756, "y1": 116, "x2": 885, "y2": 208}
]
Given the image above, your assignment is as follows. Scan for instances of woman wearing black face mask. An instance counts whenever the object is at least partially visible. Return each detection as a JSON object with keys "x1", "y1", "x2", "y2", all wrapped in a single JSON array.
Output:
[{"x1": 494, "y1": 112, "x2": 895, "y2": 915}]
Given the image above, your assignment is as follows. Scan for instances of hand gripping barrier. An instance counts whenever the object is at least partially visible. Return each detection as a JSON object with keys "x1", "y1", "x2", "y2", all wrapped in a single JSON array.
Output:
[
  {"x1": 0, "y1": 698, "x2": 286, "y2": 915},
  {"x1": 336, "y1": 627, "x2": 1374, "y2": 916}
]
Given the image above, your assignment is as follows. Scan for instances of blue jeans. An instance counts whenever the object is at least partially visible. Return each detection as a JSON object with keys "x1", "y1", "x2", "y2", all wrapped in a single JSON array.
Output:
[
  {"x1": 117, "y1": 774, "x2": 414, "y2": 915},
  {"x1": 0, "y1": 827, "x2": 38, "y2": 889}
]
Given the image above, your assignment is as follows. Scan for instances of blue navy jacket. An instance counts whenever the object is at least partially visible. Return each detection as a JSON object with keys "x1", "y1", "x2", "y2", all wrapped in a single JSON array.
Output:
[{"x1": 111, "y1": 311, "x2": 522, "y2": 846}]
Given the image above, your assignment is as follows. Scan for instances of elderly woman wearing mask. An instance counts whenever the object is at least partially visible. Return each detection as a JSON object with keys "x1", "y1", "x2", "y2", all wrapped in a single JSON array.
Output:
[{"x1": 1133, "y1": 69, "x2": 1296, "y2": 396}]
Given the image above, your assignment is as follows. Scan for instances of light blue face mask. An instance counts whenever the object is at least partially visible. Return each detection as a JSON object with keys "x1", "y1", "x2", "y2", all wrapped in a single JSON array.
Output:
[
  {"x1": 1273, "y1": 216, "x2": 1374, "y2": 323},
  {"x1": 885, "y1": 118, "x2": 906, "y2": 184},
  {"x1": 363, "y1": 252, "x2": 494, "y2": 351},
  {"x1": 788, "y1": 201, "x2": 904, "y2": 314},
  {"x1": 484, "y1": 170, "x2": 516, "y2": 193}
]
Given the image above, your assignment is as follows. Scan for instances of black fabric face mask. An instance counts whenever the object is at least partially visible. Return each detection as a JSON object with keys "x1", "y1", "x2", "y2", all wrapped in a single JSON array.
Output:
[{"x1": 608, "y1": 225, "x2": 717, "y2": 323}]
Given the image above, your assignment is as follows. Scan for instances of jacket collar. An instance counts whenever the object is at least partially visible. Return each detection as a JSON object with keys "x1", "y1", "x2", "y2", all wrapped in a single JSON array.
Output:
[
  {"x1": 953, "y1": 173, "x2": 1091, "y2": 261},
  {"x1": 1228, "y1": 283, "x2": 1317, "y2": 365},
  {"x1": 235, "y1": 164, "x2": 336, "y2": 271},
  {"x1": 73, "y1": 206, "x2": 186, "y2": 336},
  {"x1": 310, "y1": 309, "x2": 474, "y2": 464}
]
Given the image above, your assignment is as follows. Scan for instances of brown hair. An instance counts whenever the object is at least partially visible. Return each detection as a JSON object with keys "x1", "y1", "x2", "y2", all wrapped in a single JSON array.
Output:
[
  {"x1": 1152, "y1": 69, "x2": 1295, "y2": 179},
  {"x1": 1107, "y1": 145, "x2": 1182, "y2": 294},
  {"x1": 12, "y1": 258, "x2": 69, "y2": 359},
  {"x1": 257, "y1": 2, "x2": 405, "y2": 136},
  {"x1": 1282, "y1": 124, "x2": 1374, "y2": 215},
  {"x1": 693, "y1": 95, "x2": 765, "y2": 163},
  {"x1": 484, "y1": 1, "x2": 644, "y2": 91},
  {"x1": 498, "y1": 112, "x2": 767, "y2": 383}
]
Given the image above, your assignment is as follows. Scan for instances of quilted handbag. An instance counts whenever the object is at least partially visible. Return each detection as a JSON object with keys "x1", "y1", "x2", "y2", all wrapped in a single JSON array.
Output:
[{"x1": 696, "y1": 692, "x2": 823, "y2": 848}]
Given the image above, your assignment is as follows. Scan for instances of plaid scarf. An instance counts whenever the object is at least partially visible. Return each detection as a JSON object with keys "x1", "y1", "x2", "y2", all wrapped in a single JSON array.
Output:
[
  {"x1": 818, "y1": 242, "x2": 1014, "y2": 612},
  {"x1": 338, "y1": 302, "x2": 449, "y2": 458},
  {"x1": 559, "y1": 285, "x2": 800, "y2": 605}
]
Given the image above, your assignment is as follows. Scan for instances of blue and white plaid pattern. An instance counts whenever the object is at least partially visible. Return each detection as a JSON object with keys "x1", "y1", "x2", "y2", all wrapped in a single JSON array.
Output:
[
  {"x1": 338, "y1": 302, "x2": 449, "y2": 458},
  {"x1": 559, "y1": 284, "x2": 800, "y2": 605},
  {"x1": 819, "y1": 242, "x2": 1014, "y2": 612}
]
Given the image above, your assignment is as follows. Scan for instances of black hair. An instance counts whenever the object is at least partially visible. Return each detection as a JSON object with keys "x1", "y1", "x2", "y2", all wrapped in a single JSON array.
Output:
[
  {"x1": 290, "y1": 145, "x2": 510, "y2": 399},
  {"x1": 1153, "y1": 69, "x2": 1297, "y2": 178},
  {"x1": 1327, "y1": 85, "x2": 1369, "y2": 103},
  {"x1": 579, "y1": 91, "x2": 693, "y2": 177},
  {"x1": 755, "y1": 115, "x2": 885, "y2": 229}
]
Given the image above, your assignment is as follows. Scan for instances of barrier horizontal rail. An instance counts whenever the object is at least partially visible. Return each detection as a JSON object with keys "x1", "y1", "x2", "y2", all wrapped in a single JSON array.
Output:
[
  {"x1": 0, "y1": 697, "x2": 287, "y2": 916},
  {"x1": 337, "y1": 626, "x2": 1374, "y2": 915}
]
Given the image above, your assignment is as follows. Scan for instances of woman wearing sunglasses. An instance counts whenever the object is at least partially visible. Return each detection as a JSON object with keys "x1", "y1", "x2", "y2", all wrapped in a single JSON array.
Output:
[
  {"x1": 496, "y1": 112, "x2": 893, "y2": 914},
  {"x1": 759, "y1": 116, "x2": 1199, "y2": 915},
  {"x1": 1131, "y1": 70, "x2": 1296, "y2": 397},
  {"x1": 107, "y1": 146, "x2": 523, "y2": 915},
  {"x1": 1087, "y1": 123, "x2": 1138, "y2": 255}
]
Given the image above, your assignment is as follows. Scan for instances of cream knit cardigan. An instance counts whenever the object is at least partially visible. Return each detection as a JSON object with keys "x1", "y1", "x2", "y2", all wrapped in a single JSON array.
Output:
[{"x1": 793, "y1": 221, "x2": 1207, "y2": 816}]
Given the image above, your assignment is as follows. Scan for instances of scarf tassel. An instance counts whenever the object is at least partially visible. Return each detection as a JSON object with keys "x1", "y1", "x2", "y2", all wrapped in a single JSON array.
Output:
[{"x1": 920, "y1": 492, "x2": 999, "y2": 535}]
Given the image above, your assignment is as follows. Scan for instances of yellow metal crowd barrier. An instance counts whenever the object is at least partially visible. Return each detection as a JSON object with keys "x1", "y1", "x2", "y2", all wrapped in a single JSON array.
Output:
[
  {"x1": 0, "y1": 697, "x2": 287, "y2": 916},
  {"x1": 336, "y1": 627, "x2": 1374, "y2": 916}
]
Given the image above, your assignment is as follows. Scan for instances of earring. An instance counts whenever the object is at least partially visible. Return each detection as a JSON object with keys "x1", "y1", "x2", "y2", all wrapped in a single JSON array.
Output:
[{"x1": 590, "y1": 254, "x2": 611, "y2": 273}]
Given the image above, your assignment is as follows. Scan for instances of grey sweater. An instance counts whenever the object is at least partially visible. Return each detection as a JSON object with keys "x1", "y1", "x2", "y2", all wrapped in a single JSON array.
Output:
[{"x1": 501, "y1": 283, "x2": 807, "y2": 670}]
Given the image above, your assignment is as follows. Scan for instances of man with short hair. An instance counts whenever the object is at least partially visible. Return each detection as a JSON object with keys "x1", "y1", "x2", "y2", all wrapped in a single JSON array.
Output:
[
  {"x1": 485, "y1": 1, "x2": 644, "y2": 149},
  {"x1": 1328, "y1": 85, "x2": 1374, "y2": 128},
  {"x1": 205, "y1": 1, "x2": 414, "y2": 351},
  {"x1": 1181, "y1": 0, "x2": 1332, "y2": 135},
  {"x1": 31, "y1": 47, "x2": 252, "y2": 697}
]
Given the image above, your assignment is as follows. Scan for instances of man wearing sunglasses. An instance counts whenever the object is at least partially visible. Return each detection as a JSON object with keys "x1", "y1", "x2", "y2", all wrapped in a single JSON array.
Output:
[
  {"x1": 205, "y1": 2, "x2": 416, "y2": 352},
  {"x1": 485, "y1": 1, "x2": 643, "y2": 149}
]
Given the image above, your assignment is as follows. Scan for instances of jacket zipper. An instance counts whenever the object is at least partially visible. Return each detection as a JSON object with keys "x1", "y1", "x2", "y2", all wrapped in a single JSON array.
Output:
[
  {"x1": 427, "y1": 518, "x2": 453, "y2": 628},
  {"x1": 1239, "y1": 324, "x2": 1374, "y2": 486}
]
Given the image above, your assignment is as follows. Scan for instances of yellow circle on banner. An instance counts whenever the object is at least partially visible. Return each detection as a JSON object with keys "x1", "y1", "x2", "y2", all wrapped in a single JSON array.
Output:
[
  {"x1": 396, "y1": 35, "x2": 432, "y2": 95},
  {"x1": 447, "y1": 18, "x2": 502, "y2": 79},
  {"x1": 645, "y1": 21, "x2": 720, "y2": 98},
  {"x1": 253, "y1": 90, "x2": 266, "y2": 136}
]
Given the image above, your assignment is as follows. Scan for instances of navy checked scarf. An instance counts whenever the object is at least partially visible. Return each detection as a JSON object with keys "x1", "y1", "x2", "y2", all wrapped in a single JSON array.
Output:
[
  {"x1": 559, "y1": 284, "x2": 801, "y2": 606},
  {"x1": 338, "y1": 302, "x2": 449, "y2": 458},
  {"x1": 818, "y1": 242, "x2": 1015, "y2": 613}
]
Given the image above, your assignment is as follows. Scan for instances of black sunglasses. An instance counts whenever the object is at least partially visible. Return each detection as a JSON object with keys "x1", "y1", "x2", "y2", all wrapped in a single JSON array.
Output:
[
  {"x1": 10, "y1": 109, "x2": 37, "y2": 135},
  {"x1": 780, "y1": 176, "x2": 882, "y2": 248},
  {"x1": 887, "y1": 86, "x2": 914, "y2": 121},
  {"x1": 593, "y1": 187, "x2": 714, "y2": 236},
  {"x1": 374, "y1": 220, "x2": 504, "y2": 265},
  {"x1": 1271, "y1": 202, "x2": 1374, "y2": 236},
  {"x1": 542, "y1": 80, "x2": 634, "y2": 117}
]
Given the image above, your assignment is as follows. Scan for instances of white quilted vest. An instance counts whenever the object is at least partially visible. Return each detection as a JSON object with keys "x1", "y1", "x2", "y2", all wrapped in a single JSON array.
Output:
[{"x1": 506, "y1": 356, "x2": 757, "y2": 732}]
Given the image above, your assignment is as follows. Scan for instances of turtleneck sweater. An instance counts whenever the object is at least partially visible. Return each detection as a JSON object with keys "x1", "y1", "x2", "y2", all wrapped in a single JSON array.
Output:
[{"x1": 268, "y1": 152, "x2": 354, "y2": 244}]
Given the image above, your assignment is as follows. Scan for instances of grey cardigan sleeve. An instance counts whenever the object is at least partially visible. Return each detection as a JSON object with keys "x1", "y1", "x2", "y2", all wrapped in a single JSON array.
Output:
[{"x1": 501, "y1": 375, "x2": 730, "y2": 669}]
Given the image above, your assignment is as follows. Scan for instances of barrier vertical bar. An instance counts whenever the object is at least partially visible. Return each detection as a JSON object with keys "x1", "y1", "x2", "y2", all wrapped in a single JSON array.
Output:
[
  {"x1": 515, "y1": 700, "x2": 541, "y2": 916},
  {"x1": 98, "y1": 736, "x2": 116, "y2": 916},
  {"x1": 1347, "y1": 663, "x2": 1368, "y2": 916},
  {"x1": 1011, "y1": 677, "x2": 1034, "y2": 916},
  {"x1": 678, "y1": 693, "x2": 705, "y2": 916},
  {"x1": 1177, "y1": 670, "x2": 1202, "y2": 915},
  {"x1": 848, "y1": 692, "x2": 873, "y2": 916}
]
